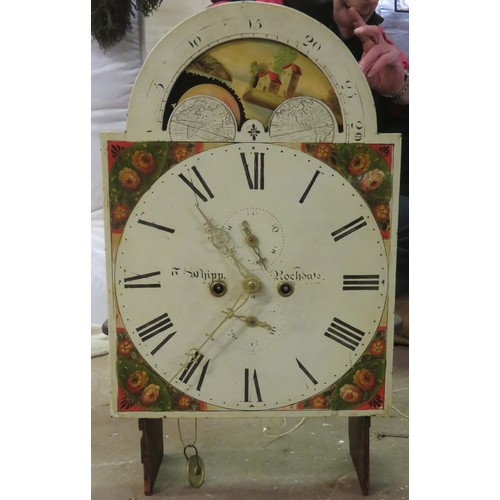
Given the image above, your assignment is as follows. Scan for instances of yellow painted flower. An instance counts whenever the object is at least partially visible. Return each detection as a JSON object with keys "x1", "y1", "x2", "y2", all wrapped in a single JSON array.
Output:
[
  {"x1": 126, "y1": 370, "x2": 149, "y2": 394},
  {"x1": 353, "y1": 369, "x2": 376, "y2": 392},
  {"x1": 173, "y1": 144, "x2": 189, "y2": 163},
  {"x1": 112, "y1": 202, "x2": 129, "y2": 224},
  {"x1": 374, "y1": 202, "x2": 389, "y2": 222},
  {"x1": 140, "y1": 384, "x2": 161, "y2": 406},
  {"x1": 118, "y1": 339, "x2": 134, "y2": 356},
  {"x1": 314, "y1": 143, "x2": 332, "y2": 160},
  {"x1": 132, "y1": 150, "x2": 156, "y2": 174},
  {"x1": 118, "y1": 167, "x2": 141, "y2": 191},
  {"x1": 348, "y1": 154, "x2": 370, "y2": 175}
]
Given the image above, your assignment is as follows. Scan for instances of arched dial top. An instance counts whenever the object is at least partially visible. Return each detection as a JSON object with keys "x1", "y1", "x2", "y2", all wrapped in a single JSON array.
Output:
[{"x1": 127, "y1": 2, "x2": 376, "y2": 142}]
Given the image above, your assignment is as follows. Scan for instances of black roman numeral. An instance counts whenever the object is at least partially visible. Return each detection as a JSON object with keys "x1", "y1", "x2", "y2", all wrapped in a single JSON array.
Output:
[
  {"x1": 124, "y1": 271, "x2": 161, "y2": 288},
  {"x1": 137, "y1": 219, "x2": 175, "y2": 234},
  {"x1": 241, "y1": 152, "x2": 265, "y2": 190},
  {"x1": 136, "y1": 312, "x2": 177, "y2": 355},
  {"x1": 343, "y1": 275, "x2": 380, "y2": 290},
  {"x1": 178, "y1": 166, "x2": 214, "y2": 202},
  {"x1": 296, "y1": 358, "x2": 318, "y2": 385},
  {"x1": 244, "y1": 368, "x2": 262, "y2": 402},
  {"x1": 331, "y1": 216, "x2": 367, "y2": 242},
  {"x1": 324, "y1": 317, "x2": 365, "y2": 351},
  {"x1": 299, "y1": 170, "x2": 321, "y2": 203},
  {"x1": 179, "y1": 350, "x2": 210, "y2": 390}
]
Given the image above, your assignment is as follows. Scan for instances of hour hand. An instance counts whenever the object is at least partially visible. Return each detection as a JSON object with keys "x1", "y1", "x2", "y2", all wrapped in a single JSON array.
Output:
[
  {"x1": 195, "y1": 203, "x2": 250, "y2": 277},
  {"x1": 242, "y1": 220, "x2": 268, "y2": 270},
  {"x1": 195, "y1": 203, "x2": 230, "y2": 248}
]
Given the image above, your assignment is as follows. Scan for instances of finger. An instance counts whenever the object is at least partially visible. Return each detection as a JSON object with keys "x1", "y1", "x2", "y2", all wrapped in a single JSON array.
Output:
[
  {"x1": 347, "y1": 6, "x2": 366, "y2": 30},
  {"x1": 348, "y1": 8, "x2": 382, "y2": 51},
  {"x1": 353, "y1": 24, "x2": 383, "y2": 49},
  {"x1": 359, "y1": 44, "x2": 403, "y2": 76}
]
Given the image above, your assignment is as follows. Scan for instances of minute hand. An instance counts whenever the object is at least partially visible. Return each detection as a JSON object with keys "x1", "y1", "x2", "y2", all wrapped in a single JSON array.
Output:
[{"x1": 169, "y1": 290, "x2": 250, "y2": 383}]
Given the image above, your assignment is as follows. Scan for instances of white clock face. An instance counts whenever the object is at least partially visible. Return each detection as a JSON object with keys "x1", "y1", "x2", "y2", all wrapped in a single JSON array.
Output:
[{"x1": 114, "y1": 143, "x2": 388, "y2": 410}]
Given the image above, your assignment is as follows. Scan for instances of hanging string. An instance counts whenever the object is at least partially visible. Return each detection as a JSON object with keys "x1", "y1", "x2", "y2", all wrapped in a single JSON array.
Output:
[{"x1": 177, "y1": 418, "x2": 198, "y2": 447}]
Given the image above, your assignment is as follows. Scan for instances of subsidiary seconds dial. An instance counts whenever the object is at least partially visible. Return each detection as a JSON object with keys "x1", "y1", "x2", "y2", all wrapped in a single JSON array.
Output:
[{"x1": 115, "y1": 143, "x2": 388, "y2": 410}]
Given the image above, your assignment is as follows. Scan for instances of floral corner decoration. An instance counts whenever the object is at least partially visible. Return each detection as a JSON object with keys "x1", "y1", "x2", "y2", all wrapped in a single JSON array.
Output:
[
  {"x1": 115, "y1": 329, "x2": 206, "y2": 412},
  {"x1": 108, "y1": 141, "x2": 197, "y2": 231},
  {"x1": 305, "y1": 143, "x2": 393, "y2": 236},
  {"x1": 302, "y1": 330, "x2": 387, "y2": 411}
]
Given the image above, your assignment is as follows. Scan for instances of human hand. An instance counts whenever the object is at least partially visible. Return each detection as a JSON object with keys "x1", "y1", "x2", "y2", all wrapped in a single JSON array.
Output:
[{"x1": 348, "y1": 7, "x2": 407, "y2": 99}]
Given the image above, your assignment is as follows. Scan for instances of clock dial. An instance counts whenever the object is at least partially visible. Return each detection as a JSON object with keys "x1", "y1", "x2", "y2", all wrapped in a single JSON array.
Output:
[{"x1": 114, "y1": 143, "x2": 388, "y2": 410}]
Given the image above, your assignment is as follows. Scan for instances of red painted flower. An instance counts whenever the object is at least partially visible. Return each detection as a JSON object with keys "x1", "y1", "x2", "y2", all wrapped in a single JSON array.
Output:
[
  {"x1": 353, "y1": 369, "x2": 376, "y2": 392},
  {"x1": 311, "y1": 394, "x2": 327, "y2": 409},
  {"x1": 118, "y1": 339, "x2": 134, "y2": 356},
  {"x1": 118, "y1": 167, "x2": 141, "y2": 191},
  {"x1": 132, "y1": 150, "x2": 156, "y2": 174},
  {"x1": 126, "y1": 370, "x2": 149, "y2": 394},
  {"x1": 373, "y1": 202, "x2": 389, "y2": 222},
  {"x1": 314, "y1": 143, "x2": 332, "y2": 160},
  {"x1": 177, "y1": 395, "x2": 192, "y2": 410},
  {"x1": 339, "y1": 384, "x2": 363, "y2": 404},
  {"x1": 140, "y1": 384, "x2": 160, "y2": 406},
  {"x1": 112, "y1": 202, "x2": 130, "y2": 224},
  {"x1": 348, "y1": 154, "x2": 370, "y2": 175},
  {"x1": 370, "y1": 338, "x2": 386, "y2": 356},
  {"x1": 173, "y1": 144, "x2": 189, "y2": 163}
]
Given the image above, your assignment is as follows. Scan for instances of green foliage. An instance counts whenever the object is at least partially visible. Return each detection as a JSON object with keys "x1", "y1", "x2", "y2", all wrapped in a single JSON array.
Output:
[{"x1": 91, "y1": 0, "x2": 163, "y2": 50}]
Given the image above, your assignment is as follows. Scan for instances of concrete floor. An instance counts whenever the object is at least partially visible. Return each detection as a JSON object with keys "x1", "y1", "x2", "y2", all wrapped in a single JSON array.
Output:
[
  {"x1": 92, "y1": 2, "x2": 409, "y2": 498},
  {"x1": 92, "y1": 344, "x2": 408, "y2": 499}
]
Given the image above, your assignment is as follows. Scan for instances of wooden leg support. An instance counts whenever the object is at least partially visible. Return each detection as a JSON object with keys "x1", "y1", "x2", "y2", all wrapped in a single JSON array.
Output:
[
  {"x1": 348, "y1": 416, "x2": 371, "y2": 496},
  {"x1": 139, "y1": 418, "x2": 164, "y2": 496}
]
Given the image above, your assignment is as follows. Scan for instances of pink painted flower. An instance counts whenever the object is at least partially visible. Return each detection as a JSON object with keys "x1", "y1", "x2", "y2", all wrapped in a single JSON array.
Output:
[
  {"x1": 359, "y1": 169, "x2": 385, "y2": 193},
  {"x1": 139, "y1": 384, "x2": 160, "y2": 406},
  {"x1": 339, "y1": 384, "x2": 363, "y2": 404}
]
